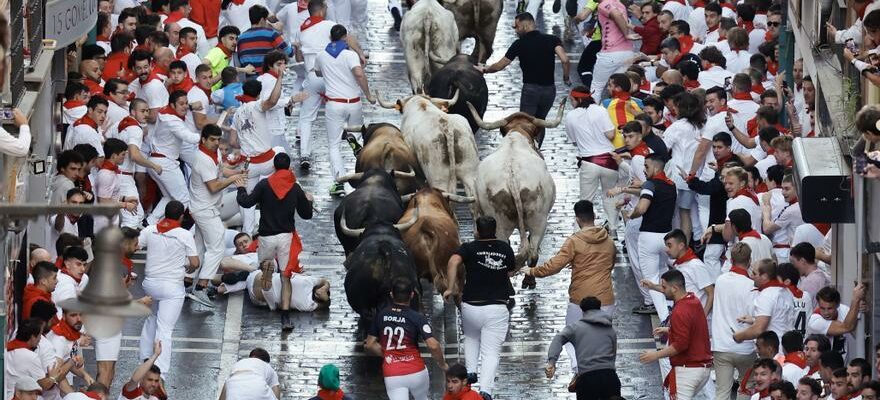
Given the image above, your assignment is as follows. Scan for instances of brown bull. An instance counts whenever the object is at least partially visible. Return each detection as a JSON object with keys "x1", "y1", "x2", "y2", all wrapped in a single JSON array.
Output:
[
  {"x1": 347, "y1": 123, "x2": 426, "y2": 194},
  {"x1": 399, "y1": 187, "x2": 474, "y2": 293}
]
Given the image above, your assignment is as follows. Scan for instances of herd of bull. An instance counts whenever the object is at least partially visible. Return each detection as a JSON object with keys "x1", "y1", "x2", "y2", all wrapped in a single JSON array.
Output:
[{"x1": 332, "y1": 84, "x2": 568, "y2": 334}]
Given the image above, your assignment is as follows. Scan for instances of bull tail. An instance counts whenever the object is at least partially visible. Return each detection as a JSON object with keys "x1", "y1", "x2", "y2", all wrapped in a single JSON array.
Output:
[
  {"x1": 507, "y1": 164, "x2": 529, "y2": 267},
  {"x1": 443, "y1": 120, "x2": 457, "y2": 194}
]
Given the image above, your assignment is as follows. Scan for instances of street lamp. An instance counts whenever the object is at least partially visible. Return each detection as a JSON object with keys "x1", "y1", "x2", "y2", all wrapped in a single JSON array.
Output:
[{"x1": 58, "y1": 226, "x2": 150, "y2": 338}]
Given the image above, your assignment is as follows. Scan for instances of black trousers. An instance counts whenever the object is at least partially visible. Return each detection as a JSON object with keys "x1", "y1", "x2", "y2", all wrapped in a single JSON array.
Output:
[
  {"x1": 577, "y1": 40, "x2": 603, "y2": 88},
  {"x1": 576, "y1": 369, "x2": 621, "y2": 400}
]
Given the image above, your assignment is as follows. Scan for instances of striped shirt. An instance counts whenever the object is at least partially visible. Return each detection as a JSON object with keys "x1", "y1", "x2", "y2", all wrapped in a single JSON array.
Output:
[
  {"x1": 237, "y1": 27, "x2": 294, "y2": 70},
  {"x1": 601, "y1": 95, "x2": 643, "y2": 148}
]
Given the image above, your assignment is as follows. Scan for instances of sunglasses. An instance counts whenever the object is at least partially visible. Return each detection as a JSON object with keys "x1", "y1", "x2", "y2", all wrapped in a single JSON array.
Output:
[{"x1": 767, "y1": 22, "x2": 781, "y2": 27}]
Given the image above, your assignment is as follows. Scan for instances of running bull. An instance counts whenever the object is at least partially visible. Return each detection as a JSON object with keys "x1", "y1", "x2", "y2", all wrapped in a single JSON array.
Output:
[
  {"x1": 440, "y1": 0, "x2": 503, "y2": 64},
  {"x1": 399, "y1": 187, "x2": 474, "y2": 294},
  {"x1": 426, "y1": 54, "x2": 489, "y2": 133},
  {"x1": 400, "y1": 0, "x2": 460, "y2": 94},
  {"x1": 377, "y1": 90, "x2": 478, "y2": 205},
  {"x1": 344, "y1": 123, "x2": 426, "y2": 195},
  {"x1": 467, "y1": 100, "x2": 565, "y2": 288},
  {"x1": 340, "y1": 209, "x2": 420, "y2": 336},
  {"x1": 333, "y1": 168, "x2": 415, "y2": 256}
]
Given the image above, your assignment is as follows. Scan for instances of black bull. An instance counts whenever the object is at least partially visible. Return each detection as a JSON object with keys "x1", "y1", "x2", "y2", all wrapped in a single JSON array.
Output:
[
  {"x1": 333, "y1": 169, "x2": 407, "y2": 256},
  {"x1": 427, "y1": 54, "x2": 488, "y2": 133}
]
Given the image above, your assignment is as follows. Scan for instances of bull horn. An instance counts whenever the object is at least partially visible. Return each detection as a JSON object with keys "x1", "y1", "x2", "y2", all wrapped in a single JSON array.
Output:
[
  {"x1": 429, "y1": 89, "x2": 459, "y2": 107},
  {"x1": 335, "y1": 172, "x2": 364, "y2": 183},
  {"x1": 340, "y1": 213, "x2": 365, "y2": 237},
  {"x1": 393, "y1": 169, "x2": 416, "y2": 178},
  {"x1": 376, "y1": 91, "x2": 398, "y2": 109},
  {"x1": 393, "y1": 207, "x2": 420, "y2": 231},
  {"x1": 467, "y1": 101, "x2": 507, "y2": 130},
  {"x1": 400, "y1": 193, "x2": 415, "y2": 203},
  {"x1": 343, "y1": 125, "x2": 363, "y2": 133},
  {"x1": 533, "y1": 98, "x2": 567, "y2": 128},
  {"x1": 442, "y1": 191, "x2": 476, "y2": 203}
]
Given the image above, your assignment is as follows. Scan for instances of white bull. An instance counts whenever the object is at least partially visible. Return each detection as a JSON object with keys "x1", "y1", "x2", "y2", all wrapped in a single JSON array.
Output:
[
  {"x1": 467, "y1": 100, "x2": 565, "y2": 277},
  {"x1": 377, "y1": 91, "x2": 478, "y2": 205},
  {"x1": 400, "y1": 0, "x2": 460, "y2": 94}
]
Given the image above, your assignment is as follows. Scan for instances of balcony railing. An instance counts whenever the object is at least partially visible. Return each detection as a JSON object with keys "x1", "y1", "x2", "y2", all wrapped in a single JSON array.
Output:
[{"x1": 8, "y1": 0, "x2": 43, "y2": 106}]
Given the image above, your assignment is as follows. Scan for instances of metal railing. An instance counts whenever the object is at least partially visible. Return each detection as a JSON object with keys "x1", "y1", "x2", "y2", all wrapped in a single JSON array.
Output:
[{"x1": 7, "y1": 0, "x2": 43, "y2": 106}]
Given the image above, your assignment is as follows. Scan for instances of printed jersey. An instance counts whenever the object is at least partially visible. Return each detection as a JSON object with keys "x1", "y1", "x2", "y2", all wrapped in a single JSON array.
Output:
[
  {"x1": 370, "y1": 305, "x2": 434, "y2": 377},
  {"x1": 791, "y1": 288, "x2": 812, "y2": 335}
]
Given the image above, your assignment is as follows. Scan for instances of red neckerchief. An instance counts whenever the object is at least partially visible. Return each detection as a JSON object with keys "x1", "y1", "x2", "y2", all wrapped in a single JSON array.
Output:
[
  {"x1": 813, "y1": 223, "x2": 831, "y2": 235},
  {"x1": 747, "y1": 118, "x2": 759, "y2": 137},
  {"x1": 808, "y1": 365, "x2": 819, "y2": 375},
  {"x1": 96, "y1": 34, "x2": 111, "y2": 42},
  {"x1": 159, "y1": 105, "x2": 186, "y2": 120},
  {"x1": 140, "y1": 67, "x2": 165, "y2": 85},
  {"x1": 216, "y1": 43, "x2": 233, "y2": 58},
  {"x1": 738, "y1": 229, "x2": 761, "y2": 241},
  {"x1": 442, "y1": 386, "x2": 479, "y2": 400},
  {"x1": 612, "y1": 90, "x2": 631, "y2": 101},
  {"x1": 229, "y1": 0, "x2": 246, "y2": 4},
  {"x1": 715, "y1": 153, "x2": 733, "y2": 166},
  {"x1": 729, "y1": 265, "x2": 751, "y2": 277},
  {"x1": 169, "y1": 76, "x2": 195, "y2": 94},
  {"x1": 786, "y1": 284, "x2": 804, "y2": 298},
  {"x1": 60, "y1": 265, "x2": 83, "y2": 284},
  {"x1": 739, "y1": 21, "x2": 755, "y2": 32},
  {"x1": 118, "y1": 116, "x2": 141, "y2": 133},
  {"x1": 731, "y1": 92, "x2": 753, "y2": 101},
  {"x1": 639, "y1": 80, "x2": 651, "y2": 93},
  {"x1": 164, "y1": 10, "x2": 184, "y2": 24},
  {"x1": 176, "y1": 44, "x2": 194, "y2": 60},
  {"x1": 157, "y1": 217, "x2": 182, "y2": 233},
  {"x1": 751, "y1": 83, "x2": 765, "y2": 95},
  {"x1": 678, "y1": 35, "x2": 695, "y2": 55},
  {"x1": 235, "y1": 94, "x2": 258, "y2": 103},
  {"x1": 734, "y1": 187, "x2": 760, "y2": 205},
  {"x1": 263, "y1": 70, "x2": 280, "y2": 79},
  {"x1": 706, "y1": 25, "x2": 719, "y2": 34},
  {"x1": 317, "y1": 389, "x2": 345, "y2": 400},
  {"x1": 63, "y1": 99, "x2": 86, "y2": 109},
  {"x1": 122, "y1": 256, "x2": 134, "y2": 275},
  {"x1": 301, "y1": 16, "x2": 325, "y2": 31},
  {"x1": 765, "y1": 30, "x2": 776, "y2": 42},
  {"x1": 767, "y1": 61, "x2": 778, "y2": 75},
  {"x1": 838, "y1": 391, "x2": 861, "y2": 400},
  {"x1": 674, "y1": 248, "x2": 699, "y2": 266},
  {"x1": 721, "y1": 2, "x2": 737, "y2": 11},
  {"x1": 55, "y1": 256, "x2": 63, "y2": 267},
  {"x1": 684, "y1": 80, "x2": 700, "y2": 90},
  {"x1": 755, "y1": 182, "x2": 768, "y2": 193},
  {"x1": 267, "y1": 169, "x2": 297, "y2": 200},
  {"x1": 51, "y1": 319, "x2": 82, "y2": 341},
  {"x1": 245, "y1": 239, "x2": 259, "y2": 253},
  {"x1": 196, "y1": 84, "x2": 213, "y2": 104},
  {"x1": 774, "y1": 123, "x2": 790, "y2": 135},
  {"x1": 766, "y1": 148, "x2": 776, "y2": 156},
  {"x1": 716, "y1": 105, "x2": 737, "y2": 114},
  {"x1": 652, "y1": 171, "x2": 675, "y2": 186},
  {"x1": 74, "y1": 115, "x2": 99, "y2": 130},
  {"x1": 691, "y1": 0, "x2": 706, "y2": 7},
  {"x1": 199, "y1": 144, "x2": 219, "y2": 165},
  {"x1": 857, "y1": 1, "x2": 870, "y2": 18},
  {"x1": 630, "y1": 142, "x2": 651, "y2": 157},
  {"x1": 84, "y1": 79, "x2": 104, "y2": 96},
  {"x1": 6, "y1": 339, "x2": 33, "y2": 351},
  {"x1": 99, "y1": 160, "x2": 120, "y2": 174},
  {"x1": 757, "y1": 279, "x2": 786, "y2": 291}
]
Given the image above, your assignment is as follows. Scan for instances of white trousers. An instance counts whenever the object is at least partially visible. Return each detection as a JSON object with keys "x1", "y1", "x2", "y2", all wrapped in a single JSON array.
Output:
[
  {"x1": 139, "y1": 279, "x2": 185, "y2": 378},
  {"x1": 564, "y1": 302, "x2": 616, "y2": 374},
  {"x1": 325, "y1": 101, "x2": 363, "y2": 180},
  {"x1": 668, "y1": 366, "x2": 711, "y2": 400},
  {"x1": 331, "y1": 0, "x2": 352, "y2": 30},
  {"x1": 638, "y1": 231, "x2": 670, "y2": 321},
  {"x1": 258, "y1": 233, "x2": 292, "y2": 270},
  {"x1": 94, "y1": 332, "x2": 123, "y2": 362},
  {"x1": 119, "y1": 174, "x2": 144, "y2": 228},
  {"x1": 298, "y1": 72, "x2": 325, "y2": 159},
  {"x1": 625, "y1": 218, "x2": 651, "y2": 304},
  {"x1": 590, "y1": 50, "x2": 636, "y2": 100},
  {"x1": 579, "y1": 161, "x2": 620, "y2": 231},
  {"x1": 461, "y1": 303, "x2": 509, "y2": 395},
  {"x1": 191, "y1": 207, "x2": 225, "y2": 281},
  {"x1": 240, "y1": 155, "x2": 278, "y2": 235},
  {"x1": 526, "y1": 0, "x2": 541, "y2": 19},
  {"x1": 147, "y1": 157, "x2": 190, "y2": 224},
  {"x1": 697, "y1": 195, "x2": 711, "y2": 234},
  {"x1": 384, "y1": 368, "x2": 430, "y2": 400},
  {"x1": 704, "y1": 244, "x2": 725, "y2": 281}
]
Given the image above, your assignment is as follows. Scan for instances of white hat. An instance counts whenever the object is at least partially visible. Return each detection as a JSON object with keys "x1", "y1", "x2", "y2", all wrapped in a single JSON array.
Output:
[{"x1": 14, "y1": 377, "x2": 41, "y2": 393}]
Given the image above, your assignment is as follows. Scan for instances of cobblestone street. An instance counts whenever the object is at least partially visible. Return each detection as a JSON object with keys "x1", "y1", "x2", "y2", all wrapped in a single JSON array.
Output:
[{"x1": 82, "y1": 0, "x2": 664, "y2": 398}]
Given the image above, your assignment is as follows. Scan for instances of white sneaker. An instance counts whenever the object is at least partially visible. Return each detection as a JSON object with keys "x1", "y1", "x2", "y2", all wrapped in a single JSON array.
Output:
[{"x1": 187, "y1": 290, "x2": 215, "y2": 308}]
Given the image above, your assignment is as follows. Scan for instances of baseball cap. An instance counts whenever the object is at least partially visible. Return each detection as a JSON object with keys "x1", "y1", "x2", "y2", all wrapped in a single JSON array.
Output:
[{"x1": 14, "y1": 377, "x2": 41, "y2": 393}]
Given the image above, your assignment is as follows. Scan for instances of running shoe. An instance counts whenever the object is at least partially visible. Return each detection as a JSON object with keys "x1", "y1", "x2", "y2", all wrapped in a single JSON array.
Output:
[
  {"x1": 187, "y1": 289, "x2": 215, "y2": 308},
  {"x1": 329, "y1": 182, "x2": 346, "y2": 196}
]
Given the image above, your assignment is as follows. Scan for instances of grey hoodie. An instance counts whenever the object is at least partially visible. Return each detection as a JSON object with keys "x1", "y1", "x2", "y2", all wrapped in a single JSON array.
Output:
[{"x1": 547, "y1": 309, "x2": 616, "y2": 374}]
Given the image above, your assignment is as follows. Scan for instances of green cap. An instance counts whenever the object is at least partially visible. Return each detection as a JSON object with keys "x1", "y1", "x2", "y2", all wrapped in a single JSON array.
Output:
[{"x1": 318, "y1": 364, "x2": 340, "y2": 390}]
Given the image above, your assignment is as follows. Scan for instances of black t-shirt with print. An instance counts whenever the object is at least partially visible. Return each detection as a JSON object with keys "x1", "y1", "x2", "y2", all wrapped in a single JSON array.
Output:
[{"x1": 455, "y1": 240, "x2": 516, "y2": 304}]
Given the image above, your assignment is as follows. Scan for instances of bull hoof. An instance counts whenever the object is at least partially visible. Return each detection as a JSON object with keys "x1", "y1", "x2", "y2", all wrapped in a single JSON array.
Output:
[{"x1": 521, "y1": 274, "x2": 536, "y2": 290}]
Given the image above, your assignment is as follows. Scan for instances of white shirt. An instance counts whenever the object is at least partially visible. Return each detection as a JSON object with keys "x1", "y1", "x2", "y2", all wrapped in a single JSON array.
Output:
[
  {"x1": 674, "y1": 258, "x2": 714, "y2": 307},
  {"x1": 663, "y1": 119, "x2": 704, "y2": 190},
  {"x1": 782, "y1": 361, "x2": 809, "y2": 385},
  {"x1": 725, "y1": 50, "x2": 753, "y2": 74},
  {"x1": 704, "y1": 28, "x2": 722, "y2": 44},
  {"x1": 129, "y1": 78, "x2": 169, "y2": 111},
  {"x1": 791, "y1": 287, "x2": 812, "y2": 334},
  {"x1": 150, "y1": 111, "x2": 199, "y2": 159},
  {"x1": 698, "y1": 65, "x2": 734, "y2": 90},
  {"x1": 316, "y1": 48, "x2": 363, "y2": 99},
  {"x1": 277, "y1": 6, "x2": 309, "y2": 44},
  {"x1": 64, "y1": 122, "x2": 105, "y2": 156},
  {"x1": 223, "y1": 357, "x2": 280, "y2": 400},
  {"x1": 52, "y1": 272, "x2": 89, "y2": 318},
  {"x1": 233, "y1": 100, "x2": 273, "y2": 157},
  {"x1": 138, "y1": 224, "x2": 198, "y2": 284},
  {"x1": 48, "y1": 215, "x2": 79, "y2": 259},
  {"x1": 807, "y1": 304, "x2": 854, "y2": 359},
  {"x1": 189, "y1": 149, "x2": 222, "y2": 212},
  {"x1": 739, "y1": 234, "x2": 775, "y2": 264},
  {"x1": 727, "y1": 193, "x2": 763, "y2": 234},
  {"x1": 225, "y1": 0, "x2": 269, "y2": 32},
  {"x1": 296, "y1": 20, "x2": 336, "y2": 72},
  {"x1": 4, "y1": 347, "x2": 45, "y2": 400},
  {"x1": 754, "y1": 285, "x2": 796, "y2": 339},
  {"x1": 662, "y1": 1, "x2": 692, "y2": 22},
  {"x1": 175, "y1": 18, "x2": 209, "y2": 59},
  {"x1": 755, "y1": 154, "x2": 778, "y2": 180},
  {"x1": 748, "y1": 28, "x2": 768, "y2": 53},
  {"x1": 0, "y1": 124, "x2": 31, "y2": 158},
  {"x1": 95, "y1": 168, "x2": 121, "y2": 202},
  {"x1": 104, "y1": 101, "x2": 130, "y2": 139},
  {"x1": 688, "y1": 7, "x2": 708, "y2": 41},
  {"x1": 793, "y1": 224, "x2": 827, "y2": 250},
  {"x1": 711, "y1": 270, "x2": 757, "y2": 354},
  {"x1": 118, "y1": 123, "x2": 145, "y2": 173},
  {"x1": 185, "y1": 85, "x2": 213, "y2": 133},
  {"x1": 179, "y1": 52, "x2": 203, "y2": 79},
  {"x1": 564, "y1": 105, "x2": 615, "y2": 157},
  {"x1": 63, "y1": 104, "x2": 87, "y2": 125},
  {"x1": 43, "y1": 330, "x2": 79, "y2": 400},
  {"x1": 256, "y1": 73, "x2": 290, "y2": 135},
  {"x1": 290, "y1": 273, "x2": 321, "y2": 312}
]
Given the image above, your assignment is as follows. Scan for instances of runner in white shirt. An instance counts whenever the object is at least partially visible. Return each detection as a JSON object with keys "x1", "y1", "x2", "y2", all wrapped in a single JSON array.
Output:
[
  {"x1": 95, "y1": 139, "x2": 140, "y2": 232},
  {"x1": 51, "y1": 247, "x2": 90, "y2": 319},
  {"x1": 698, "y1": 47, "x2": 734, "y2": 89},
  {"x1": 116, "y1": 99, "x2": 162, "y2": 228},
  {"x1": 277, "y1": 0, "x2": 310, "y2": 42},
  {"x1": 564, "y1": 88, "x2": 619, "y2": 232},
  {"x1": 734, "y1": 259, "x2": 796, "y2": 342},
  {"x1": 62, "y1": 84, "x2": 89, "y2": 126},
  {"x1": 4, "y1": 319, "x2": 73, "y2": 400},
  {"x1": 702, "y1": 3, "x2": 723, "y2": 44},
  {"x1": 258, "y1": 51, "x2": 299, "y2": 154},
  {"x1": 49, "y1": 190, "x2": 85, "y2": 251},
  {"x1": 762, "y1": 170, "x2": 804, "y2": 260},
  {"x1": 128, "y1": 50, "x2": 169, "y2": 130},
  {"x1": 225, "y1": 0, "x2": 269, "y2": 32},
  {"x1": 315, "y1": 25, "x2": 376, "y2": 190},
  {"x1": 44, "y1": 311, "x2": 94, "y2": 400},
  {"x1": 231, "y1": 69, "x2": 306, "y2": 234},
  {"x1": 780, "y1": 331, "x2": 809, "y2": 385},
  {"x1": 662, "y1": 0, "x2": 692, "y2": 22},
  {"x1": 723, "y1": 166, "x2": 763, "y2": 234},
  {"x1": 235, "y1": 261, "x2": 331, "y2": 312},
  {"x1": 723, "y1": 208, "x2": 775, "y2": 270},
  {"x1": 146, "y1": 91, "x2": 200, "y2": 223},
  {"x1": 186, "y1": 64, "x2": 220, "y2": 134},
  {"x1": 187, "y1": 125, "x2": 245, "y2": 308},
  {"x1": 176, "y1": 27, "x2": 202, "y2": 79},
  {"x1": 64, "y1": 97, "x2": 109, "y2": 159},
  {"x1": 165, "y1": 0, "x2": 209, "y2": 58},
  {"x1": 219, "y1": 349, "x2": 282, "y2": 400},
  {"x1": 119, "y1": 342, "x2": 164, "y2": 400},
  {"x1": 101, "y1": 79, "x2": 131, "y2": 138},
  {"x1": 777, "y1": 263, "x2": 813, "y2": 335},
  {"x1": 663, "y1": 92, "x2": 706, "y2": 244},
  {"x1": 137, "y1": 201, "x2": 200, "y2": 378},
  {"x1": 711, "y1": 242, "x2": 758, "y2": 400},
  {"x1": 807, "y1": 285, "x2": 864, "y2": 360},
  {"x1": 642, "y1": 229, "x2": 714, "y2": 312},
  {"x1": 296, "y1": 1, "x2": 338, "y2": 168}
]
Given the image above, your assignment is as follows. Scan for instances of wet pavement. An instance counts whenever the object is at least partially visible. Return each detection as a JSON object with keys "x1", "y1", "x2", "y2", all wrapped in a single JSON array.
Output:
[{"x1": 81, "y1": 0, "x2": 664, "y2": 398}]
